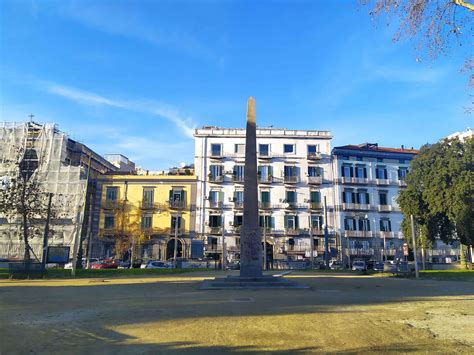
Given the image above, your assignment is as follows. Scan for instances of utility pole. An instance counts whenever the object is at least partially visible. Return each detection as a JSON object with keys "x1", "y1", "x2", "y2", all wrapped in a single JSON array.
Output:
[
  {"x1": 346, "y1": 232, "x2": 351, "y2": 269},
  {"x1": 173, "y1": 211, "x2": 179, "y2": 268},
  {"x1": 410, "y1": 214, "x2": 419, "y2": 279},
  {"x1": 309, "y1": 214, "x2": 314, "y2": 269},
  {"x1": 263, "y1": 214, "x2": 267, "y2": 270},
  {"x1": 42, "y1": 192, "x2": 53, "y2": 267},
  {"x1": 220, "y1": 199, "x2": 226, "y2": 270},
  {"x1": 323, "y1": 196, "x2": 329, "y2": 269}
]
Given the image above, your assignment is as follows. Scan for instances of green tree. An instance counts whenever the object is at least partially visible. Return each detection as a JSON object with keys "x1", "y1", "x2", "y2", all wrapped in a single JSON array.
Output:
[{"x1": 398, "y1": 137, "x2": 474, "y2": 263}]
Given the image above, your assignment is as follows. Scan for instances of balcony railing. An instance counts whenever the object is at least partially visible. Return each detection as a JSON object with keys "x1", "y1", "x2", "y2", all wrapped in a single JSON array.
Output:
[
  {"x1": 344, "y1": 230, "x2": 373, "y2": 238},
  {"x1": 384, "y1": 248, "x2": 397, "y2": 256},
  {"x1": 398, "y1": 179, "x2": 407, "y2": 187},
  {"x1": 232, "y1": 226, "x2": 241, "y2": 234},
  {"x1": 234, "y1": 201, "x2": 244, "y2": 209},
  {"x1": 286, "y1": 245, "x2": 310, "y2": 253},
  {"x1": 379, "y1": 231, "x2": 395, "y2": 239},
  {"x1": 142, "y1": 227, "x2": 165, "y2": 236},
  {"x1": 102, "y1": 200, "x2": 124, "y2": 210},
  {"x1": 208, "y1": 201, "x2": 223, "y2": 209},
  {"x1": 285, "y1": 228, "x2": 308, "y2": 236},
  {"x1": 208, "y1": 226, "x2": 223, "y2": 235},
  {"x1": 98, "y1": 227, "x2": 119, "y2": 236},
  {"x1": 258, "y1": 176, "x2": 273, "y2": 184},
  {"x1": 307, "y1": 152, "x2": 322, "y2": 160},
  {"x1": 378, "y1": 204, "x2": 392, "y2": 212},
  {"x1": 376, "y1": 179, "x2": 390, "y2": 185},
  {"x1": 259, "y1": 202, "x2": 272, "y2": 210},
  {"x1": 208, "y1": 175, "x2": 224, "y2": 183},
  {"x1": 341, "y1": 177, "x2": 369, "y2": 184},
  {"x1": 310, "y1": 228, "x2": 324, "y2": 235},
  {"x1": 349, "y1": 248, "x2": 374, "y2": 256},
  {"x1": 310, "y1": 202, "x2": 322, "y2": 210},
  {"x1": 209, "y1": 153, "x2": 223, "y2": 159},
  {"x1": 308, "y1": 176, "x2": 323, "y2": 184},
  {"x1": 342, "y1": 203, "x2": 370, "y2": 211},
  {"x1": 232, "y1": 176, "x2": 245, "y2": 183},
  {"x1": 260, "y1": 227, "x2": 272, "y2": 234},
  {"x1": 140, "y1": 201, "x2": 160, "y2": 210},
  {"x1": 284, "y1": 176, "x2": 300, "y2": 184},
  {"x1": 168, "y1": 200, "x2": 186, "y2": 209}
]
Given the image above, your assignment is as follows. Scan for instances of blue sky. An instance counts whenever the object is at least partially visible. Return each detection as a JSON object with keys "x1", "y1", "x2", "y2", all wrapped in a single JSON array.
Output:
[{"x1": 1, "y1": 0, "x2": 472, "y2": 170}]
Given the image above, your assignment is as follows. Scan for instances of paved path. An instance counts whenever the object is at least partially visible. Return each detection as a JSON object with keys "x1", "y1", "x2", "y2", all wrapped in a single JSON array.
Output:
[{"x1": 1, "y1": 271, "x2": 473, "y2": 353}]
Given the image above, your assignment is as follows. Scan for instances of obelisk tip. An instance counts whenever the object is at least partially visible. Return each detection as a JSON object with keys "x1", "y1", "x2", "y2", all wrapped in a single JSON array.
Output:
[{"x1": 246, "y1": 96, "x2": 256, "y2": 124}]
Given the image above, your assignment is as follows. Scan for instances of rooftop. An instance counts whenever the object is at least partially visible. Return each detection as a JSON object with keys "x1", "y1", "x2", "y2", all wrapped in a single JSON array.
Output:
[{"x1": 194, "y1": 126, "x2": 332, "y2": 139}]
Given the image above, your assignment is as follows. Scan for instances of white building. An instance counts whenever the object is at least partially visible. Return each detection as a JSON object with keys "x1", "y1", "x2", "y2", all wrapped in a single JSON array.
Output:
[
  {"x1": 194, "y1": 126, "x2": 335, "y2": 265},
  {"x1": 331, "y1": 143, "x2": 418, "y2": 263}
]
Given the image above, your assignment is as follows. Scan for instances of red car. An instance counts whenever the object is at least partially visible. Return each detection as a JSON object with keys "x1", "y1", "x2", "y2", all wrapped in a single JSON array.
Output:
[{"x1": 91, "y1": 259, "x2": 118, "y2": 269}]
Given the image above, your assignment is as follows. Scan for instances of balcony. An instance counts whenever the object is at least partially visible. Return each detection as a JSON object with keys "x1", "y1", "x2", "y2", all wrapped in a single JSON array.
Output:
[
  {"x1": 285, "y1": 228, "x2": 308, "y2": 236},
  {"x1": 378, "y1": 204, "x2": 392, "y2": 212},
  {"x1": 259, "y1": 202, "x2": 272, "y2": 210},
  {"x1": 310, "y1": 202, "x2": 322, "y2": 210},
  {"x1": 308, "y1": 176, "x2": 323, "y2": 185},
  {"x1": 344, "y1": 230, "x2": 373, "y2": 238},
  {"x1": 341, "y1": 177, "x2": 369, "y2": 185},
  {"x1": 98, "y1": 227, "x2": 119, "y2": 236},
  {"x1": 286, "y1": 245, "x2": 309, "y2": 253},
  {"x1": 208, "y1": 226, "x2": 223, "y2": 235},
  {"x1": 140, "y1": 201, "x2": 160, "y2": 210},
  {"x1": 307, "y1": 152, "x2": 322, "y2": 160},
  {"x1": 310, "y1": 228, "x2": 324, "y2": 235},
  {"x1": 258, "y1": 176, "x2": 273, "y2": 184},
  {"x1": 376, "y1": 179, "x2": 390, "y2": 185},
  {"x1": 349, "y1": 248, "x2": 374, "y2": 256},
  {"x1": 232, "y1": 226, "x2": 241, "y2": 234},
  {"x1": 379, "y1": 231, "x2": 395, "y2": 239},
  {"x1": 342, "y1": 203, "x2": 370, "y2": 211},
  {"x1": 168, "y1": 200, "x2": 186, "y2": 210},
  {"x1": 208, "y1": 175, "x2": 224, "y2": 183},
  {"x1": 384, "y1": 248, "x2": 397, "y2": 256},
  {"x1": 261, "y1": 227, "x2": 272, "y2": 234},
  {"x1": 208, "y1": 201, "x2": 223, "y2": 209},
  {"x1": 283, "y1": 176, "x2": 300, "y2": 184},
  {"x1": 398, "y1": 179, "x2": 407, "y2": 187},
  {"x1": 142, "y1": 227, "x2": 168, "y2": 236},
  {"x1": 209, "y1": 153, "x2": 224, "y2": 160},
  {"x1": 232, "y1": 176, "x2": 245, "y2": 183},
  {"x1": 102, "y1": 200, "x2": 124, "y2": 210},
  {"x1": 234, "y1": 201, "x2": 244, "y2": 209}
]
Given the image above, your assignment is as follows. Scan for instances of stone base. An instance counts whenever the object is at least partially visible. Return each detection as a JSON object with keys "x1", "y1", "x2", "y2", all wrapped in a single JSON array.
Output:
[{"x1": 199, "y1": 275, "x2": 309, "y2": 290}]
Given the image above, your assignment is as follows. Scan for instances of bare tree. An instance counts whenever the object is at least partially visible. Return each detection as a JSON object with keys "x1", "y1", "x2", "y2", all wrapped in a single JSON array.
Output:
[{"x1": 0, "y1": 147, "x2": 64, "y2": 262}]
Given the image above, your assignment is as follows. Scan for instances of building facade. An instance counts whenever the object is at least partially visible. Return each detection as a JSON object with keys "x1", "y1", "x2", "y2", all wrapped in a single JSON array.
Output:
[
  {"x1": 0, "y1": 121, "x2": 116, "y2": 260},
  {"x1": 331, "y1": 143, "x2": 418, "y2": 263},
  {"x1": 92, "y1": 174, "x2": 198, "y2": 261},
  {"x1": 194, "y1": 126, "x2": 336, "y2": 265}
]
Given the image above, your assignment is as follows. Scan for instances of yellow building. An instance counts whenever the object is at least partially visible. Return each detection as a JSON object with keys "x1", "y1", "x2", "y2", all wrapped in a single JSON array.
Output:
[{"x1": 93, "y1": 174, "x2": 198, "y2": 261}]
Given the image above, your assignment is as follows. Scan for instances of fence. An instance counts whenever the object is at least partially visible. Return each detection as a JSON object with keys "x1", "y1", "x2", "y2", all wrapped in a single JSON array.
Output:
[{"x1": 0, "y1": 242, "x2": 44, "y2": 260}]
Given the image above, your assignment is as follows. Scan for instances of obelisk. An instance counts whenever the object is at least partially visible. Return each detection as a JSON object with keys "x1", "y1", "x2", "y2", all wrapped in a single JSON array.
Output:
[{"x1": 240, "y1": 97, "x2": 263, "y2": 278}]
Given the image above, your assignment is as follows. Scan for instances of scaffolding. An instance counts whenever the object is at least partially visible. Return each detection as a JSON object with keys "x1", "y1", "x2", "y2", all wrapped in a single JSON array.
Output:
[{"x1": 0, "y1": 122, "x2": 87, "y2": 260}]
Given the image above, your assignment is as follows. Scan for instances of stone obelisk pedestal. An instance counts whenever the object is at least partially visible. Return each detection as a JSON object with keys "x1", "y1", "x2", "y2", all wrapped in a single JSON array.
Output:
[{"x1": 200, "y1": 97, "x2": 307, "y2": 290}]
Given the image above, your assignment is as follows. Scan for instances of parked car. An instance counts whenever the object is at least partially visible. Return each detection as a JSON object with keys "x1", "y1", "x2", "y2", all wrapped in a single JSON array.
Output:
[
  {"x1": 141, "y1": 260, "x2": 170, "y2": 269},
  {"x1": 226, "y1": 261, "x2": 240, "y2": 270},
  {"x1": 64, "y1": 258, "x2": 99, "y2": 269},
  {"x1": 91, "y1": 259, "x2": 118, "y2": 269},
  {"x1": 117, "y1": 259, "x2": 143, "y2": 269},
  {"x1": 352, "y1": 260, "x2": 367, "y2": 271},
  {"x1": 373, "y1": 262, "x2": 385, "y2": 271},
  {"x1": 330, "y1": 261, "x2": 344, "y2": 270}
]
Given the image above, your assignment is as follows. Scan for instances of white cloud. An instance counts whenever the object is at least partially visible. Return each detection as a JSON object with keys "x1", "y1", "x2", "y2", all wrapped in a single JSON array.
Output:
[{"x1": 41, "y1": 81, "x2": 196, "y2": 138}]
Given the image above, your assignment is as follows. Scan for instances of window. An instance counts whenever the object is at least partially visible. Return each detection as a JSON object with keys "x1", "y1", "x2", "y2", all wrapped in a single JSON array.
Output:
[
  {"x1": 310, "y1": 191, "x2": 321, "y2": 203},
  {"x1": 286, "y1": 190, "x2": 296, "y2": 204},
  {"x1": 258, "y1": 165, "x2": 272, "y2": 180},
  {"x1": 342, "y1": 190, "x2": 355, "y2": 204},
  {"x1": 104, "y1": 215, "x2": 115, "y2": 229},
  {"x1": 233, "y1": 165, "x2": 245, "y2": 181},
  {"x1": 341, "y1": 165, "x2": 353, "y2": 178},
  {"x1": 344, "y1": 218, "x2": 356, "y2": 231},
  {"x1": 284, "y1": 215, "x2": 299, "y2": 229},
  {"x1": 234, "y1": 144, "x2": 245, "y2": 154},
  {"x1": 380, "y1": 219, "x2": 392, "y2": 232},
  {"x1": 143, "y1": 188, "x2": 154, "y2": 203},
  {"x1": 234, "y1": 215, "x2": 243, "y2": 227},
  {"x1": 379, "y1": 191, "x2": 388, "y2": 205},
  {"x1": 260, "y1": 190, "x2": 270, "y2": 203},
  {"x1": 259, "y1": 215, "x2": 273, "y2": 228},
  {"x1": 311, "y1": 215, "x2": 323, "y2": 229},
  {"x1": 141, "y1": 214, "x2": 152, "y2": 229},
  {"x1": 308, "y1": 166, "x2": 322, "y2": 177},
  {"x1": 209, "y1": 165, "x2": 222, "y2": 179},
  {"x1": 354, "y1": 165, "x2": 367, "y2": 178},
  {"x1": 210, "y1": 143, "x2": 222, "y2": 157},
  {"x1": 284, "y1": 144, "x2": 295, "y2": 154},
  {"x1": 169, "y1": 188, "x2": 185, "y2": 206},
  {"x1": 284, "y1": 165, "x2": 298, "y2": 177},
  {"x1": 350, "y1": 240, "x2": 370, "y2": 249},
  {"x1": 171, "y1": 216, "x2": 182, "y2": 229},
  {"x1": 106, "y1": 187, "x2": 118, "y2": 201},
  {"x1": 398, "y1": 168, "x2": 408, "y2": 180},
  {"x1": 307, "y1": 145, "x2": 319, "y2": 154},
  {"x1": 259, "y1": 144, "x2": 269, "y2": 156},
  {"x1": 357, "y1": 190, "x2": 370, "y2": 204},
  {"x1": 376, "y1": 166, "x2": 388, "y2": 179},
  {"x1": 234, "y1": 190, "x2": 244, "y2": 203},
  {"x1": 209, "y1": 215, "x2": 221, "y2": 227},
  {"x1": 358, "y1": 219, "x2": 371, "y2": 231},
  {"x1": 209, "y1": 190, "x2": 222, "y2": 203}
]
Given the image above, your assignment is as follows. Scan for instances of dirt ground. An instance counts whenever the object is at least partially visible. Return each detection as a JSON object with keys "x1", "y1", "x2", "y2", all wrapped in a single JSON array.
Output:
[{"x1": 0, "y1": 271, "x2": 473, "y2": 354}]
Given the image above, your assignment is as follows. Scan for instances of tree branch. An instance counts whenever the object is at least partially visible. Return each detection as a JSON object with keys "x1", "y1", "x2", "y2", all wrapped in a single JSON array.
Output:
[{"x1": 453, "y1": 0, "x2": 474, "y2": 11}]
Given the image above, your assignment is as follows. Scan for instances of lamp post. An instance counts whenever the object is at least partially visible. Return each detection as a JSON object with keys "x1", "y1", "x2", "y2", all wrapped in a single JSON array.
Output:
[
  {"x1": 263, "y1": 214, "x2": 267, "y2": 270},
  {"x1": 173, "y1": 211, "x2": 179, "y2": 268},
  {"x1": 220, "y1": 196, "x2": 226, "y2": 270}
]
